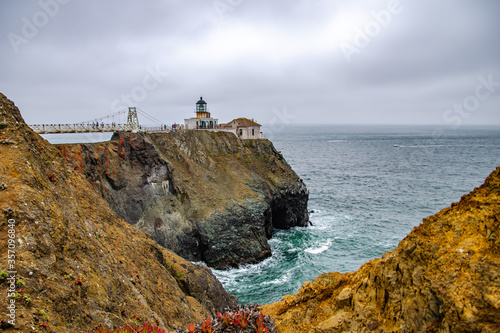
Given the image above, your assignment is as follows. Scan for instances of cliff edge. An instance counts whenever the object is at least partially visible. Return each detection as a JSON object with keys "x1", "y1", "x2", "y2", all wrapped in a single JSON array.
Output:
[
  {"x1": 57, "y1": 131, "x2": 309, "y2": 269},
  {"x1": 262, "y1": 167, "x2": 500, "y2": 332},
  {"x1": 0, "y1": 93, "x2": 237, "y2": 332}
]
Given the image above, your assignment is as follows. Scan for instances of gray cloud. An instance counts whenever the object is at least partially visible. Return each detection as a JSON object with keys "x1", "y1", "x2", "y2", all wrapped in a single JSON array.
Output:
[{"x1": 1, "y1": 0, "x2": 499, "y2": 127}]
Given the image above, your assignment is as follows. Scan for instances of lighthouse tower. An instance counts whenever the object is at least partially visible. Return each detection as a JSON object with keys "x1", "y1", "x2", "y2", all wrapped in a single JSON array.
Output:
[
  {"x1": 195, "y1": 97, "x2": 210, "y2": 118},
  {"x1": 184, "y1": 96, "x2": 218, "y2": 129}
]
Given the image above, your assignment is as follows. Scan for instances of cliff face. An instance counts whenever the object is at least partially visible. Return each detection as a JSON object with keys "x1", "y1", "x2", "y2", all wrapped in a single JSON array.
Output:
[
  {"x1": 262, "y1": 167, "x2": 500, "y2": 332},
  {"x1": 0, "y1": 93, "x2": 237, "y2": 332},
  {"x1": 57, "y1": 131, "x2": 309, "y2": 269}
]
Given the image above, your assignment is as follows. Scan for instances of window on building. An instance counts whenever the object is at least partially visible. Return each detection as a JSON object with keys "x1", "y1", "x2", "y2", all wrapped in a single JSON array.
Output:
[
  {"x1": 239, "y1": 129, "x2": 243, "y2": 136},
  {"x1": 252, "y1": 128, "x2": 255, "y2": 136}
]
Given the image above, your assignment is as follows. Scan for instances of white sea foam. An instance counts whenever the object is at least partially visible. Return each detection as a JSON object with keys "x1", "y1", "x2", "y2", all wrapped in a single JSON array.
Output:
[
  {"x1": 305, "y1": 239, "x2": 332, "y2": 254},
  {"x1": 261, "y1": 273, "x2": 291, "y2": 286}
]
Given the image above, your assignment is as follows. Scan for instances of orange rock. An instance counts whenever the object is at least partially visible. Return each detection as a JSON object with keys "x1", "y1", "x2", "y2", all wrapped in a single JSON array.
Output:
[
  {"x1": 0, "y1": 92, "x2": 237, "y2": 331},
  {"x1": 262, "y1": 167, "x2": 500, "y2": 332}
]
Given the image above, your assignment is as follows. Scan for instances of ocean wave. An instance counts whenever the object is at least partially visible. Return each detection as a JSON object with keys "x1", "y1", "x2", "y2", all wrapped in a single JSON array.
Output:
[
  {"x1": 260, "y1": 273, "x2": 291, "y2": 286},
  {"x1": 304, "y1": 239, "x2": 332, "y2": 254}
]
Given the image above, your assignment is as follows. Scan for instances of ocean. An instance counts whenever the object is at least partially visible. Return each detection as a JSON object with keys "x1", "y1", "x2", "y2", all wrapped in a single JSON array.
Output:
[
  {"x1": 43, "y1": 125, "x2": 500, "y2": 305},
  {"x1": 211, "y1": 125, "x2": 500, "y2": 305}
]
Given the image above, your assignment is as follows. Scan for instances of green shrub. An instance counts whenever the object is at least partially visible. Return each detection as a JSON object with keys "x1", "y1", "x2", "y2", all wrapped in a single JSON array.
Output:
[{"x1": 0, "y1": 271, "x2": 8, "y2": 280}]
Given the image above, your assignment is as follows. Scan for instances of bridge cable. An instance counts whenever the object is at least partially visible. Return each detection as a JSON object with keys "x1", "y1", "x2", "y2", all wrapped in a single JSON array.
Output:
[
  {"x1": 137, "y1": 108, "x2": 165, "y2": 126},
  {"x1": 79, "y1": 109, "x2": 128, "y2": 124}
]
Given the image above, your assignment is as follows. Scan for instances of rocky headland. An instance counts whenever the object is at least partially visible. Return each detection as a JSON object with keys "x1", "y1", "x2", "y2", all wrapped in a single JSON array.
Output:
[
  {"x1": 0, "y1": 93, "x2": 238, "y2": 332},
  {"x1": 2, "y1": 90, "x2": 499, "y2": 333},
  {"x1": 56, "y1": 130, "x2": 309, "y2": 269},
  {"x1": 262, "y1": 167, "x2": 500, "y2": 332}
]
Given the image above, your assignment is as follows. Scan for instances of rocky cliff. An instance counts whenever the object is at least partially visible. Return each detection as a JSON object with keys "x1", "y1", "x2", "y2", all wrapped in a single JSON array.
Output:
[
  {"x1": 0, "y1": 93, "x2": 237, "y2": 332},
  {"x1": 57, "y1": 130, "x2": 309, "y2": 269},
  {"x1": 262, "y1": 167, "x2": 500, "y2": 332}
]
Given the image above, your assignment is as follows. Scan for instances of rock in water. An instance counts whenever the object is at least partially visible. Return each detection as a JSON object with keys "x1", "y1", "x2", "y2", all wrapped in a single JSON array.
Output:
[
  {"x1": 0, "y1": 93, "x2": 237, "y2": 331},
  {"x1": 262, "y1": 166, "x2": 500, "y2": 332},
  {"x1": 57, "y1": 131, "x2": 309, "y2": 269}
]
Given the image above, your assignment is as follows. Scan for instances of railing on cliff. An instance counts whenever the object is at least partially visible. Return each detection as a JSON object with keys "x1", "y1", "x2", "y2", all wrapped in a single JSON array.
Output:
[
  {"x1": 28, "y1": 123, "x2": 170, "y2": 134},
  {"x1": 28, "y1": 107, "x2": 170, "y2": 134},
  {"x1": 30, "y1": 123, "x2": 126, "y2": 134}
]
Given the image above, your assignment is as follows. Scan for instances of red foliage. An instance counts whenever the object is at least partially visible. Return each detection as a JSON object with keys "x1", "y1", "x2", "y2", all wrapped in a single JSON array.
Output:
[
  {"x1": 74, "y1": 275, "x2": 84, "y2": 285},
  {"x1": 82, "y1": 306, "x2": 275, "y2": 333},
  {"x1": 256, "y1": 313, "x2": 269, "y2": 333},
  {"x1": 201, "y1": 317, "x2": 213, "y2": 333}
]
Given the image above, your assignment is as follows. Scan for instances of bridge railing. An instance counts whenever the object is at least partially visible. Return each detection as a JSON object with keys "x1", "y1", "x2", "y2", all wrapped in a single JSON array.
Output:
[
  {"x1": 29, "y1": 123, "x2": 131, "y2": 134},
  {"x1": 140, "y1": 126, "x2": 171, "y2": 132},
  {"x1": 29, "y1": 123, "x2": 171, "y2": 134}
]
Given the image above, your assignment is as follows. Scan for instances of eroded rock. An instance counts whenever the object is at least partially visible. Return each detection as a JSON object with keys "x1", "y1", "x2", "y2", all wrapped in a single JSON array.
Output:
[
  {"x1": 0, "y1": 93, "x2": 237, "y2": 332},
  {"x1": 58, "y1": 131, "x2": 309, "y2": 269}
]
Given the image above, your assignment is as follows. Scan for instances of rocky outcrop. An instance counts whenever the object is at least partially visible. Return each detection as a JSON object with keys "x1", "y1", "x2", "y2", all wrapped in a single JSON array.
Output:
[
  {"x1": 0, "y1": 93, "x2": 237, "y2": 332},
  {"x1": 57, "y1": 131, "x2": 309, "y2": 269},
  {"x1": 262, "y1": 167, "x2": 500, "y2": 332}
]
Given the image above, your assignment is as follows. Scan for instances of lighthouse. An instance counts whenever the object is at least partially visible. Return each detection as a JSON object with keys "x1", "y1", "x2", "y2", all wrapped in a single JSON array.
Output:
[{"x1": 184, "y1": 96, "x2": 218, "y2": 129}]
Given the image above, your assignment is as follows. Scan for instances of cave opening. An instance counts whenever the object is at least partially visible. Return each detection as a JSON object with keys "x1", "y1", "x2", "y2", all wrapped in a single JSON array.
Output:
[{"x1": 271, "y1": 203, "x2": 289, "y2": 229}]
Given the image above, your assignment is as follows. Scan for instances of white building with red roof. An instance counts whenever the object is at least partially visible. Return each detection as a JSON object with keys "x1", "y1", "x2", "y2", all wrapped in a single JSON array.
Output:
[
  {"x1": 184, "y1": 97, "x2": 262, "y2": 139},
  {"x1": 220, "y1": 117, "x2": 262, "y2": 139}
]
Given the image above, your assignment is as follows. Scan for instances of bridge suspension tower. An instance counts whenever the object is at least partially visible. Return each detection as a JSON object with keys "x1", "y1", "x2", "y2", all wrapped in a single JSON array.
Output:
[{"x1": 126, "y1": 107, "x2": 140, "y2": 130}]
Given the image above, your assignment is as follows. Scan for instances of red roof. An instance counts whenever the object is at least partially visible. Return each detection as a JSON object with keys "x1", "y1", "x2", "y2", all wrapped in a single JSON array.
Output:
[{"x1": 221, "y1": 118, "x2": 261, "y2": 128}]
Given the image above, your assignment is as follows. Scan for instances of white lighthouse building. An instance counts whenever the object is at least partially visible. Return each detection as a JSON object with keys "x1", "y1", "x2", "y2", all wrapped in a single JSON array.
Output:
[{"x1": 184, "y1": 97, "x2": 219, "y2": 130}]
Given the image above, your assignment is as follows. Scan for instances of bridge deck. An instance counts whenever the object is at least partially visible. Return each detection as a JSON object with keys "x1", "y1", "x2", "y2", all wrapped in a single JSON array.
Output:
[{"x1": 29, "y1": 123, "x2": 167, "y2": 134}]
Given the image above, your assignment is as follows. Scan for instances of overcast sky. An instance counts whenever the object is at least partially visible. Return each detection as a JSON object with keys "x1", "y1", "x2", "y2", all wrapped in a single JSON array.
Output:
[{"x1": 1, "y1": 0, "x2": 499, "y2": 128}]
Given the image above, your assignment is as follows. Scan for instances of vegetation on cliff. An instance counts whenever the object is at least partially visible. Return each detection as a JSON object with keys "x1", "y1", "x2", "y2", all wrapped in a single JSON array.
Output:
[
  {"x1": 0, "y1": 93, "x2": 237, "y2": 331},
  {"x1": 57, "y1": 130, "x2": 309, "y2": 269},
  {"x1": 262, "y1": 167, "x2": 500, "y2": 332},
  {"x1": 82, "y1": 304, "x2": 276, "y2": 333}
]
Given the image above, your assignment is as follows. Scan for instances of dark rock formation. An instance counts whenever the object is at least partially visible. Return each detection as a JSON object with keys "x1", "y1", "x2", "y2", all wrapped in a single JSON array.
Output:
[
  {"x1": 0, "y1": 93, "x2": 237, "y2": 332},
  {"x1": 57, "y1": 131, "x2": 309, "y2": 269},
  {"x1": 262, "y1": 167, "x2": 500, "y2": 332}
]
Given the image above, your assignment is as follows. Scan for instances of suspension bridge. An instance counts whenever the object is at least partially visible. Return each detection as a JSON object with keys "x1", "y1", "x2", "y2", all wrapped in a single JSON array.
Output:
[{"x1": 29, "y1": 107, "x2": 170, "y2": 134}]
